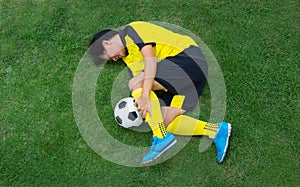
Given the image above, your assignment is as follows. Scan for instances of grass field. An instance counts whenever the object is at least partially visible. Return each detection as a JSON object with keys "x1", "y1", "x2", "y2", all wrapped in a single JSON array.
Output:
[{"x1": 1, "y1": 0, "x2": 299, "y2": 186}]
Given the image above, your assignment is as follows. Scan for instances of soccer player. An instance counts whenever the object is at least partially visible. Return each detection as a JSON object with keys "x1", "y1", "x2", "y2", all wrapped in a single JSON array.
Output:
[{"x1": 89, "y1": 21, "x2": 231, "y2": 164}]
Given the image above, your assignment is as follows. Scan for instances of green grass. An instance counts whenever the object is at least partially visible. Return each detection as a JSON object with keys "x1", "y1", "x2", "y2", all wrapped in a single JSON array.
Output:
[{"x1": 1, "y1": 0, "x2": 299, "y2": 186}]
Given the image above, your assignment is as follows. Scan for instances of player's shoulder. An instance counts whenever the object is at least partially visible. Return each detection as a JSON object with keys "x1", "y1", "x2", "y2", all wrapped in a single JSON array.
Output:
[
  {"x1": 128, "y1": 21, "x2": 156, "y2": 27},
  {"x1": 127, "y1": 21, "x2": 169, "y2": 34}
]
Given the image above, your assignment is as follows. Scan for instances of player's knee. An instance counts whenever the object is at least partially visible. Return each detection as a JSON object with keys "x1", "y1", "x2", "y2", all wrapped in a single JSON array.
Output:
[
  {"x1": 128, "y1": 72, "x2": 145, "y2": 91},
  {"x1": 128, "y1": 77, "x2": 143, "y2": 91},
  {"x1": 128, "y1": 78, "x2": 134, "y2": 91}
]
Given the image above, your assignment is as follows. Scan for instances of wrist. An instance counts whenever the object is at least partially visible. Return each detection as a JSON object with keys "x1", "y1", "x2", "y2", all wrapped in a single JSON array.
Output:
[{"x1": 141, "y1": 90, "x2": 150, "y2": 98}]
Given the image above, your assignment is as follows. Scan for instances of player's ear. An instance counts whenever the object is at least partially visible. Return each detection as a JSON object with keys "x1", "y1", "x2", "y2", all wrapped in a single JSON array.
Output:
[{"x1": 102, "y1": 40, "x2": 111, "y2": 47}]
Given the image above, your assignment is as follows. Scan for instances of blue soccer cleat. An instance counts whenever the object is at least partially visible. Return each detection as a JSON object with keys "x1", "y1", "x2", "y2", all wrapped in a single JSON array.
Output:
[
  {"x1": 213, "y1": 122, "x2": 232, "y2": 163},
  {"x1": 142, "y1": 132, "x2": 177, "y2": 164}
]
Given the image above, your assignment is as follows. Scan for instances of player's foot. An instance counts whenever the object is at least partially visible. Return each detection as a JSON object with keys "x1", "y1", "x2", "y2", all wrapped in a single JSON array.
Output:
[
  {"x1": 213, "y1": 122, "x2": 231, "y2": 163},
  {"x1": 142, "y1": 132, "x2": 177, "y2": 164}
]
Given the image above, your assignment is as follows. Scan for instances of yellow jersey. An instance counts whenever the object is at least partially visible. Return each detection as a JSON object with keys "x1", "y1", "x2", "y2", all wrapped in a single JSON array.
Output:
[{"x1": 119, "y1": 21, "x2": 198, "y2": 76}]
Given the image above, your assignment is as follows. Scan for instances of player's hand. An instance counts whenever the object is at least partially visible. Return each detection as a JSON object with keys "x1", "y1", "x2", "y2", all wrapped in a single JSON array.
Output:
[{"x1": 134, "y1": 96, "x2": 152, "y2": 118}]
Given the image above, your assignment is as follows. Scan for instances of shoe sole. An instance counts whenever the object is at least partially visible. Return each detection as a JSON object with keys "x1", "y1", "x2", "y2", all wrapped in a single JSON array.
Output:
[
  {"x1": 142, "y1": 139, "x2": 177, "y2": 165},
  {"x1": 219, "y1": 123, "x2": 232, "y2": 163}
]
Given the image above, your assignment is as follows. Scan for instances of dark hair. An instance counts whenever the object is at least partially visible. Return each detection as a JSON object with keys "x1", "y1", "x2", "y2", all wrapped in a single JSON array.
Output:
[{"x1": 88, "y1": 29, "x2": 119, "y2": 65}]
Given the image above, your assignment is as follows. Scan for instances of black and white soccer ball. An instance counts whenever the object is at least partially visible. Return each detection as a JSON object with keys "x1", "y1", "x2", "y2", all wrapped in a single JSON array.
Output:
[{"x1": 114, "y1": 97, "x2": 143, "y2": 128}]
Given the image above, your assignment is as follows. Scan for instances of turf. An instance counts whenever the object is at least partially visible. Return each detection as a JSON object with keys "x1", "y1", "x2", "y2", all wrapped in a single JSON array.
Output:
[{"x1": 1, "y1": 0, "x2": 299, "y2": 186}]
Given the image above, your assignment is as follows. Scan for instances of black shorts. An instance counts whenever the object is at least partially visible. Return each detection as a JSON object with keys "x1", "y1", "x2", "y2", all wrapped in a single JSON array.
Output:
[{"x1": 154, "y1": 45, "x2": 208, "y2": 111}]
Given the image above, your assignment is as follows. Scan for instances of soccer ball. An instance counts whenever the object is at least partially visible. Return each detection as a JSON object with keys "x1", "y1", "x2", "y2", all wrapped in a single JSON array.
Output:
[{"x1": 114, "y1": 97, "x2": 143, "y2": 128}]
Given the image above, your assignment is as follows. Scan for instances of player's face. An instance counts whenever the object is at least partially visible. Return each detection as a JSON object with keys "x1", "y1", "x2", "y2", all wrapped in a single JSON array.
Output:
[
  {"x1": 101, "y1": 50, "x2": 125, "y2": 61},
  {"x1": 101, "y1": 41, "x2": 126, "y2": 61}
]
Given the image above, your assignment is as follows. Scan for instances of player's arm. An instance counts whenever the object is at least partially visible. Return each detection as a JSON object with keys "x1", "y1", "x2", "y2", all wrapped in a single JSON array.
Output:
[
  {"x1": 141, "y1": 45, "x2": 157, "y2": 98},
  {"x1": 135, "y1": 44, "x2": 157, "y2": 117}
]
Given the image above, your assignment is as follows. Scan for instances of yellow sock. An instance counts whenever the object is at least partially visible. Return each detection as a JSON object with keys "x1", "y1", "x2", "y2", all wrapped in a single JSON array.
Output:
[
  {"x1": 166, "y1": 115, "x2": 219, "y2": 138},
  {"x1": 132, "y1": 88, "x2": 167, "y2": 138}
]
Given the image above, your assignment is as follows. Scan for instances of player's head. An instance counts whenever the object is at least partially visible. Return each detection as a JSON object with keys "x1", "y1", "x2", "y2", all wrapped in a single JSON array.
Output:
[{"x1": 89, "y1": 29, "x2": 124, "y2": 65}]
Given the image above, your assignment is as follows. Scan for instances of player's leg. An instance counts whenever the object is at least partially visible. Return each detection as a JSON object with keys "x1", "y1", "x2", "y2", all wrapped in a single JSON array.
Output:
[
  {"x1": 128, "y1": 72, "x2": 166, "y2": 92},
  {"x1": 160, "y1": 106, "x2": 184, "y2": 126},
  {"x1": 129, "y1": 72, "x2": 171, "y2": 138},
  {"x1": 129, "y1": 72, "x2": 169, "y2": 138},
  {"x1": 131, "y1": 88, "x2": 176, "y2": 164},
  {"x1": 156, "y1": 46, "x2": 231, "y2": 163},
  {"x1": 159, "y1": 87, "x2": 231, "y2": 163},
  {"x1": 161, "y1": 105, "x2": 219, "y2": 139},
  {"x1": 132, "y1": 88, "x2": 166, "y2": 138},
  {"x1": 161, "y1": 105, "x2": 231, "y2": 163}
]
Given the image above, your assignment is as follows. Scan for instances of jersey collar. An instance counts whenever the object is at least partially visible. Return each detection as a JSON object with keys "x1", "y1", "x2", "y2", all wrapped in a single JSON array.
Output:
[{"x1": 118, "y1": 30, "x2": 129, "y2": 57}]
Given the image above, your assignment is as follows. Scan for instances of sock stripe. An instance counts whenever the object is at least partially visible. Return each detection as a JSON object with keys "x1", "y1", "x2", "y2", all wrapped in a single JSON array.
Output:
[
  {"x1": 204, "y1": 123, "x2": 219, "y2": 133},
  {"x1": 205, "y1": 123, "x2": 219, "y2": 128},
  {"x1": 204, "y1": 127, "x2": 218, "y2": 132},
  {"x1": 158, "y1": 122, "x2": 167, "y2": 137}
]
